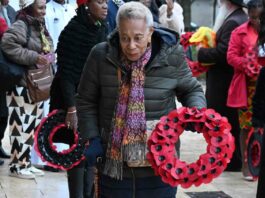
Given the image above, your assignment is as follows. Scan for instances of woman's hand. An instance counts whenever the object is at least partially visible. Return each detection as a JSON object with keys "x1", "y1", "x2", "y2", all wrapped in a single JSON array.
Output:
[
  {"x1": 65, "y1": 107, "x2": 78, "y2": 130},
  {"x1": 36, "y1": 55, "x2": 49, "y2": 66},
  {"x1": 166, "y1": 0, "x2": 174, "y2": 18}
]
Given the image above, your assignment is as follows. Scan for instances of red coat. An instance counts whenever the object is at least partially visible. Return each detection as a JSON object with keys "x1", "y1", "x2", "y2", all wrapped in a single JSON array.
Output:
[{"x1": 227, "y1": 21, "x2": 258, "y2": 108}]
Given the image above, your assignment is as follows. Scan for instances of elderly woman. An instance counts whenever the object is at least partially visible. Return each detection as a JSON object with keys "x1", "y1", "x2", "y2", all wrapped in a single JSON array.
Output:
[
  {"x1": 1, "y1": 0, "x2": 53, "y2": 179},
  {"x1": 76, "y1": 2, "x2": 206, "y2": 197}
]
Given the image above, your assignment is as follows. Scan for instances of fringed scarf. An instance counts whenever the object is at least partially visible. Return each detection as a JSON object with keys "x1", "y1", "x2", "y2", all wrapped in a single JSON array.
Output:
[{"x1": 103, "y1": 47, "x2": 152, "y2": 180}]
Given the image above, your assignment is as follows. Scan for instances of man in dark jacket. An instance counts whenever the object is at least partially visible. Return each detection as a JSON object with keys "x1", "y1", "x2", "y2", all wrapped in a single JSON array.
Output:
[{"x1": 197, "y1": 0, "x2": 248, "y2": 172}]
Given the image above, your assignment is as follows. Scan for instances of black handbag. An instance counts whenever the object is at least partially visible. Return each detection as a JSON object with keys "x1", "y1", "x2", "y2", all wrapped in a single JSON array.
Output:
[{"x1": 0, "y1": 47, "x2": 26, "y2": 91}]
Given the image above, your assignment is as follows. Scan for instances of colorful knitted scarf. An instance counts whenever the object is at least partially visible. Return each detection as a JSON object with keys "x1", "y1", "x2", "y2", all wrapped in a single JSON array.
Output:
[{"x1": 103, "y1": 47, "x2": 152, "y2": 180}]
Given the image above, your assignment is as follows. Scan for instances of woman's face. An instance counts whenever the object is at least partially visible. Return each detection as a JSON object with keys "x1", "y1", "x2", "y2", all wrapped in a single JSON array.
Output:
[
  {"x1": 87, "y1": 0, "x2": 108, "y2": 21},
  {"x1": 119, "y1": 18, "x2": 153, "y2": 62},
  {"x1": 32, "y1": 0, "x2": 46, "y2": 19},
  {"x1": 248, "y1": 7, "x2": 263, "y2": 29}
]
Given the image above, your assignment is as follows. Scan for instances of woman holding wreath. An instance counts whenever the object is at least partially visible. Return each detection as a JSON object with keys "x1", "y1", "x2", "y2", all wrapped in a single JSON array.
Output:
[
  {"x1": 76, "y1": 2, "x2": 206, "y2": 197},
  {"x1": 226, "y1": 0, "x2": 263, "y2": 181}
]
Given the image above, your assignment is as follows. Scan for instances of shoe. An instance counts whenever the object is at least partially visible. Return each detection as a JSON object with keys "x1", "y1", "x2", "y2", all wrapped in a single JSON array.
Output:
[
  {"x1": 243, "y1": 175, "x2": 255, "y2": 181},
  {"x1": 0, "y1": 159, "x2": 4, "y2": 166},
  {"x1": 27, "y1": 166, "x2": 45, "y2": 176},
  {"x1": 9, "y1": 168, "x2": 35, "y2": 179},
  {"x1": 0, "y1": 146, "x2": 10, "y2": 159},
  {"x1": 43, "y1": 165, "x2": 59, "y2": 172}
]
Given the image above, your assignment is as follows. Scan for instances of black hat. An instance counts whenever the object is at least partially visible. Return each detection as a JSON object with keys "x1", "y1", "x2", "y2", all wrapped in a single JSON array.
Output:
[
  {"x1": 229, "y1": 0, "x2": 247, "y2": 7},
  {"x1": 34, "y1": 110, "x2": 85, "y2": 170}
]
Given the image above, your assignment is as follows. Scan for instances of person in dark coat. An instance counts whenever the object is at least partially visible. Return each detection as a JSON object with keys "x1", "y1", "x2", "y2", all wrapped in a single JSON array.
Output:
[
  {"x1": 253, "y1": 0, "x2": 265, "y2": 196},
  {"x1": 76, "y1": 2, "x2": 206, "y2": 197},
  {"x1": 0, "y1": 16, "x2": 8, "y2": 166},
  {"x1": 197, "y1": 0, "x2": 248, "y2": 172},
  {"x1": 0, "y1": 0, "x2": 16, "y2": 161},
  {"x1": 49, "y1": 0, "x2": 108, "y2": 197}
]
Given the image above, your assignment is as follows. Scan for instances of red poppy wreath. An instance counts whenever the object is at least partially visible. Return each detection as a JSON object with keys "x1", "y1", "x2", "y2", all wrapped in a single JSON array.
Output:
[
  {"x1": 34, "y1": 110, "x2": 85, "y2": 170},
  {"x1": 147, "y1": 107, "x2": 235, "y2": 188}
]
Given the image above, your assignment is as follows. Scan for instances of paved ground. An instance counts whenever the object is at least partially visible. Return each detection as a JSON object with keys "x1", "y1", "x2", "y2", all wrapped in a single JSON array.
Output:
[
  {"x1": 0, "y1": 80, "x2": 258, "y2": 198},
  {"x1": 0, "y1": 129, "x2": 258, "y2": 198}
]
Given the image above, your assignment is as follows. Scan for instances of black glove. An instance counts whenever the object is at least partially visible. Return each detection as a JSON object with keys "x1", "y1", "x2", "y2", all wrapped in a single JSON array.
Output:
[
  {"x1": 84, "y1": 137, "x2": 103, "y2": 167},
  {"x1": 185, "y1": 122, "x2": 196, "y2": 132}
]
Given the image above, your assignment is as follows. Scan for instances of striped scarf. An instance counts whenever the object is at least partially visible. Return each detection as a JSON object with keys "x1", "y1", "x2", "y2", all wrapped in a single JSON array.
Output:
[{"x1": 103, "y1": 47, "x2": 152, "y2": 180}]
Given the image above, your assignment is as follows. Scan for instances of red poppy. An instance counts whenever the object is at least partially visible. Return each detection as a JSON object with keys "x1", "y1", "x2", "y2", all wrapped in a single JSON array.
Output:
[
  {"x1": 150, "y1": 143, "x2": 175, "y2": 156},
  {"x1": 180, "y1": 32, "x2": 193, "y2": 51},
  {"x1": 211, "y1": 134, "x2": 229, "y2": 146},
  {"x1": 209, "y1": 145, "x2": 227, "y2": 158},
  {"x1": 197, "y1": 154, "x2": 212, "y2": 176},
  {"x1": 171, "y1": 160, "x2": 188, "y2": 180},
  {"x1": 186, "y1": 59, "x2": 209, "y2": 77},
  {"x1": 148, "y1": 128, "x2": 168, "y2": 144},
  {"x1": 186, "y1": 162, "x2": 200, "y2": 181}
]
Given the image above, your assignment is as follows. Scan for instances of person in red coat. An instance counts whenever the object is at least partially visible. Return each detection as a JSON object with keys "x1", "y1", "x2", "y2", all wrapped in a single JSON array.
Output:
[{"x1": 227, "y1": 0, "x2": 263, "y2": 180}]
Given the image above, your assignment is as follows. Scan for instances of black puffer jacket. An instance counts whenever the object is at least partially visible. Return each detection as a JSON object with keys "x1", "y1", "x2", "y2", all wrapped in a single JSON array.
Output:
[
  {"x1": 50, "y1": 12, "x2": 107, "y2": 110},
  {"x1": 76, "y1": 28, "x2": 206, "y2": 144}
]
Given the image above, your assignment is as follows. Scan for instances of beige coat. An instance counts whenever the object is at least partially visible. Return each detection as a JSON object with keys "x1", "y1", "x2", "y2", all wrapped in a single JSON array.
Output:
[{"x1": 1, "y1": 16, "x2": 53, "y2": 70}]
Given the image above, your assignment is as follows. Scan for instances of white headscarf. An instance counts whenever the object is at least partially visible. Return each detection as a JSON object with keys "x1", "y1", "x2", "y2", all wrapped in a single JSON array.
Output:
[{"x1": 19, "y1": 0, "x2": 34, "y2": 9}]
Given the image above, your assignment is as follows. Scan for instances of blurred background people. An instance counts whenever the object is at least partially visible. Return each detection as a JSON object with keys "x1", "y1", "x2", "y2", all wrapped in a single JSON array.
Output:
[
  {"x1": 139, "y1": 0, "x2": 159, "y2": 25},
  {"x1": 1, "y1": 0, "x2": 53, "y2": 179},
  {"x1": 49, "y1": 0, "x2": 108, "y2": 197},
  {"x1": 0, "y1": 0, "x2": 16, "y2": 27},
  {"x1": 45, "y1": 0, "x2": 76, "y2": 51},
  {"x1": 158, "y1": 0, "x2": 184, "y2": 35},
  {"x1": 197, "y1": 0, "x2": 248, "y2": 172}
]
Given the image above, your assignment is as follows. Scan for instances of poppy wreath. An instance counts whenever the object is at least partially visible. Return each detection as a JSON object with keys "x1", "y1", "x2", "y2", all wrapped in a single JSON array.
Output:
[
  {"x1": 34, "y1": 109, "x2": 85, "y2": 170},
  {"x1": 245, "y1": 127, "x2": 264, "y2": 179},
  {"x1": 147, "y1": 107, "x2": 235, "y2": 188},
  {"x1": 243, "y1": 48, "x2": 262, "y2": 79}
]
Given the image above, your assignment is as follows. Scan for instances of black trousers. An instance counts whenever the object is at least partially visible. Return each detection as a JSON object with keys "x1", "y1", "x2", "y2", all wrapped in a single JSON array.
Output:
[
  {"x1": 0, "y1": 117, "x2": 8, "y2": 145},
  {"x1": 67, "y1": 161, "x2": 95, "y2": 198}
]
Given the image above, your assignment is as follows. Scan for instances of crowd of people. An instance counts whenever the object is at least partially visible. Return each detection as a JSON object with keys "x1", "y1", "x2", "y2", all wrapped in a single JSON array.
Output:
[{"x1": 0, "y1": 0, "x2": 265, "y2": 197}]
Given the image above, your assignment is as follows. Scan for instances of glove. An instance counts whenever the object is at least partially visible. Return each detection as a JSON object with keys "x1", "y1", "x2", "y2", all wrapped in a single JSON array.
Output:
[
  {"x1": 84, "y1": 137, "x2": 103, "y2": 167},
  {"x1": 185, "y1": 122, "x2": 196, "y2": 132}
]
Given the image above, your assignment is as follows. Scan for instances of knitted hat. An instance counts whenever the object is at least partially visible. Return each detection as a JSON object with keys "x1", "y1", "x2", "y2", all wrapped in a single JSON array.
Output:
[
  {"x1": 229, "y1": 0, "x2": 246, "y2": 7},
  {"x1": 19, "y1": 0, "x2": 34, "y2": 8},
  {"x1": 77, "y1": 0, "x2": 87, "y2": 6}
]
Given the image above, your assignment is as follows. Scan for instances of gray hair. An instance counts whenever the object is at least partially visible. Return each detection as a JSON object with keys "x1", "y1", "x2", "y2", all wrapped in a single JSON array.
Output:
[{"x1": 116, "y1": 2, "x2": 154, "y2": 29}]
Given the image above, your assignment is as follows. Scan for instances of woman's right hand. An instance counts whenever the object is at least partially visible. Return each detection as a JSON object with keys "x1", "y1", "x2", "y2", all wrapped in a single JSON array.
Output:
[{"x1": 36, "y1": 55, "x2": 49, "y2": 66}]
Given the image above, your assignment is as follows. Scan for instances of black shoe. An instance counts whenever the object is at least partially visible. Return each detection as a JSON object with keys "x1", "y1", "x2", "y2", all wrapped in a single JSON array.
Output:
[
  {"x1": 43, "y1": 165, "x2": 60, "y2": 172},
  {"x1": 0, "y1": 146, "x2": 10, "y2": 159},
  {"x1": 0, "y1": 159, "x2": 4, "y2": 166}
]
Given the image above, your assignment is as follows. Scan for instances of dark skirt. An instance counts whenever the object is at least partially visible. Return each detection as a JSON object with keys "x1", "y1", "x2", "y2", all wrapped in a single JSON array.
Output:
[{"x1": 99, "y1": 174, "x2": 177, "y2": 198}]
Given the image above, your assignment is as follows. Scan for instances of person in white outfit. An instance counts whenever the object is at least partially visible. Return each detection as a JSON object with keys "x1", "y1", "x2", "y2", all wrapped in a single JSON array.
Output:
[
  {"x1": 45, "y1": 0, "x2": 76, "y2": 50},
  {"x1": 159, "y1": 0, "x2": 184, "y2": 35}
]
